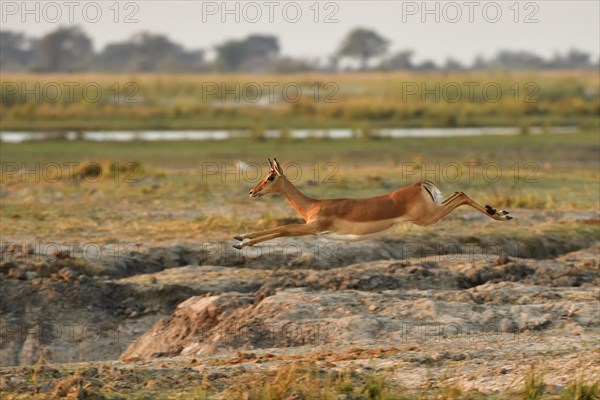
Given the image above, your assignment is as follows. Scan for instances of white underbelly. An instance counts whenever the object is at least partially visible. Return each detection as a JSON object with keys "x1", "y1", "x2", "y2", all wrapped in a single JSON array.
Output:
[
  {"x1": 317, "y1": 218, "x2": 404, "y2": 241},
  {"x1": 317, "y1": 231, "x2": 387, "y2": 241}
]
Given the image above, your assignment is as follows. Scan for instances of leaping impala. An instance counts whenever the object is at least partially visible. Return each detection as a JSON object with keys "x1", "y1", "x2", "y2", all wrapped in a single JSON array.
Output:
[{"x1": 233, "y1": 158, "x2": 512, "y2": 249}]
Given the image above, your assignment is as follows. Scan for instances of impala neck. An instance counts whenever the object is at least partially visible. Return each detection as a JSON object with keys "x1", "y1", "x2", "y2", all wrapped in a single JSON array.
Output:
[{"x1": 278, "y1": 178, "x2": 315, "y2": 220}]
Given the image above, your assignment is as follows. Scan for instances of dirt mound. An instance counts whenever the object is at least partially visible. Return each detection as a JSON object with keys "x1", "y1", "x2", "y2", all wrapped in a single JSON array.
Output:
[
  {"x1": 120, "y1": 248, "x2": 599, "y2": 362},
  {"x1": 120, "y1": 293, "x2": 255, "y2": 360},
  {"x1": 1, "y1": 244, "x2": 598, "y2": 396},
  {"x1": 0, "y1": 277, "x2": 203, "y2": 366},
  {"x1": 3, "y1": 244, "x2": 598, "y2": 367}
]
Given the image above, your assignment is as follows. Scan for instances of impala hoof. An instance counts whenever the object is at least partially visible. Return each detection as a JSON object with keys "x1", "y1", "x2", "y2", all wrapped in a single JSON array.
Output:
[
  {"x1": 486, "y1": 204, "x2": 512, "y2": 220},
  {"x1": 233, "y1": 235, "x2": 244, "y2": 241},
  {"x1": 232, "y1": 243, "x2": 243, "y2": 250}
]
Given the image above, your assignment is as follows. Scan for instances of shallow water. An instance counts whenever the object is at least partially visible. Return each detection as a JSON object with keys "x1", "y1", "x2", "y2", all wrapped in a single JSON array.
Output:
[{"x1": 0, "y1": 126, "x2": 579, "y2": 143}]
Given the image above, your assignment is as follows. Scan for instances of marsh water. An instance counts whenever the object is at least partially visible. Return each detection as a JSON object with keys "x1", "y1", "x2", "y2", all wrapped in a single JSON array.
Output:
[{"x1": 0, "y1": 126, "x2": 579, "y2": 143}]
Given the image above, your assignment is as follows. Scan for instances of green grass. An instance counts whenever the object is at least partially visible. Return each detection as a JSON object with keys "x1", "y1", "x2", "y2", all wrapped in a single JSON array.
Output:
[
  {"x1": 563, "y1": 377, "x2": 600, "y2": 400},
  {"x1": 1, "y1": 71, "x2": 598, "y2": 130},
  {"x1": 522, "y1": 366, "x2": 547, "y2": 400},
  {"x1": 1, "y1": 133, "x2": 598, "y2": 244}
]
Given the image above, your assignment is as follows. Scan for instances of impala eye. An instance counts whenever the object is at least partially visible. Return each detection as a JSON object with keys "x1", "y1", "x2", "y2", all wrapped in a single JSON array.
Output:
[{"x1": 267, "y1": 175, "x2": 275, "y2": 181}]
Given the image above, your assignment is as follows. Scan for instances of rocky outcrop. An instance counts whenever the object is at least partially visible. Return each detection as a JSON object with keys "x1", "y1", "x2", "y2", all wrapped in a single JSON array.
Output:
[
  {"x1": 2, "y1": 244, "x2": 598, "y2": 367},
  {"x1": 120, "y1": 246, "x2": 600, "y2": 362},
  {"x1": 121, "y1": 293, "x2": 255, "y2": 360}
]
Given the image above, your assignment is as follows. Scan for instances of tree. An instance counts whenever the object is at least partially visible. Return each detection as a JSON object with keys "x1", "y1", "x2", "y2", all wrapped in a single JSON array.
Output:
[
  {"x1": 414, "y1": 60, "x2": 438, "y2": 71},
  {"x1": 381, "y1": 50, "x2": 414, "y2": 70},
  {"x1": 176, "y1": 49, "x2": 206, "y2": 72},
  {"x1": 564, "y1": 49, "x2": 592, "y2": 68},
  {"x1": 130, "y1": 32, "x2": 185, "y2": 71},
  {"x1": 97, "y1": 32, "x2": 204, "y2": 72},
  {"x1": 215, "y1": 34, "x2": 279, "y2": 72},
  {"x1": 337, "y1": 28, "x2": 389, "y2": 70},
  {"x1": 244, "y1": 35, "x2": 279, "y2": 60},
  {"x1": 444, "y1": 57, "x2": 464, "y2": 71},
  {"x1": 472, "y1": 54, "x2": 488, "y2": 70},
  {"x1": 272, "y1": 57, "x2": 314, "y2": 73},
  {"x1": 0, "y1": 31, "x2": 37, "y2": 70},
  {"x1": 37, "y1": 26, "x2": 93, "y2": 71},
  {"x1": 215, "y1": 39, "x2": 247, "y2": 72},
  {"x1": 488, "y1": 50, "x2": 545, "y2": 70},
  {"x1": 549, "y1": 49, "x2": 592, "y2": 69},
  {"x1": 97, "y1": 42, "x2": 136, "y2": 71}
]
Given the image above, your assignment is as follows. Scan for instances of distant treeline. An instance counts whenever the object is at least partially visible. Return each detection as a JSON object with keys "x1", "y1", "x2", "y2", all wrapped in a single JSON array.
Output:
[{"x1": 1, "y1": 26, "x2": 598, "y2": 73}]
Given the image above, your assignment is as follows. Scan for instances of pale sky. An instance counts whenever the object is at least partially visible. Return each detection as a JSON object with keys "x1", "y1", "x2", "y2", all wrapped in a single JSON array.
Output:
[{"x1": 2, "y1": 0, "x2": 599, "y2": 64}]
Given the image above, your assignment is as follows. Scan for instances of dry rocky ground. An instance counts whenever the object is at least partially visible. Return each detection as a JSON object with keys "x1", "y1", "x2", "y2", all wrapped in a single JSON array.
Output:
[{"x1": 0, "y1": 227, "x2": 599, "y2": 398}]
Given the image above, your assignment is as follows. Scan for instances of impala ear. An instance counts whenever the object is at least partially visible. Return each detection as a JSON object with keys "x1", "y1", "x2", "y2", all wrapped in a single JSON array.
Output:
[{"x1": 273, "y1": 158, "x2": 284, "y2": 176}]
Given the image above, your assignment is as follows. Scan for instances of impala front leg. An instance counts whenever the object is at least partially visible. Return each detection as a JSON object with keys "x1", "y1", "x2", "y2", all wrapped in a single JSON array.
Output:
[
  {"x1": 233, "y1": 223, "x2": 319, "y2": 249},
  {"x1": 233, "y1": 226, "x2": 287, "y2": 242}
]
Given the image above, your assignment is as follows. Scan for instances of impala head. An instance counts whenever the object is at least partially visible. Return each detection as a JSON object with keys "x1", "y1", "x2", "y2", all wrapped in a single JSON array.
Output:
[{"x1": 249, "y1": 158, "x2": 286, "y2": 198}]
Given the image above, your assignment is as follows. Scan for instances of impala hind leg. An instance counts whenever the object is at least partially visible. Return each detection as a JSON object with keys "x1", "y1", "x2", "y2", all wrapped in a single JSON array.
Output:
[
  {"x1": 420, "y1": 192, "x2": 512, "y2": 225},
  {"x1": 233, "y1": 223, "x2": 319, "y2": 249},
  {"x1": 441, "y1": 192, "x2": 460, "y2": 204},
  {"x1": 449, "y1": 192, "x2": 512, "y2": 221}
]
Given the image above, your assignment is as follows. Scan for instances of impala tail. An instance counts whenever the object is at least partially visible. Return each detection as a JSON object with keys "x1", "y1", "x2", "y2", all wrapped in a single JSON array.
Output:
[{"x1": 421, "y1": 180, "x2": 443, "y2": 203}]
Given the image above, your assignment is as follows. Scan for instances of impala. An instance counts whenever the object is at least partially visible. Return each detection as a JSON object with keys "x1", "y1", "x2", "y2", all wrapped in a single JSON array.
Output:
[{"x1": 233, "y1": 158, "x2": 512, "y2": 248}]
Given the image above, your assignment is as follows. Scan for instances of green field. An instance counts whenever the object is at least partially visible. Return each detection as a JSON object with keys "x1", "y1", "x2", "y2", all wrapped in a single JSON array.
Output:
[
  {"x1": 1, "y1": 71, "x2": 599, "y2": 131},
  {"x1": 1, "y1": 132, "x2": 598, "y2": 245}
]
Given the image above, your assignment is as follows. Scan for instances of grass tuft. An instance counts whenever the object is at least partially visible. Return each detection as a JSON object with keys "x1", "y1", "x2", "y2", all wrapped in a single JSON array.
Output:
[
  {"x1": 562, "y1": 376, "x2": 600, "y2": 400},
  {"x1": 522, "y1": 365, "x2": 546, "y2": 400}
]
